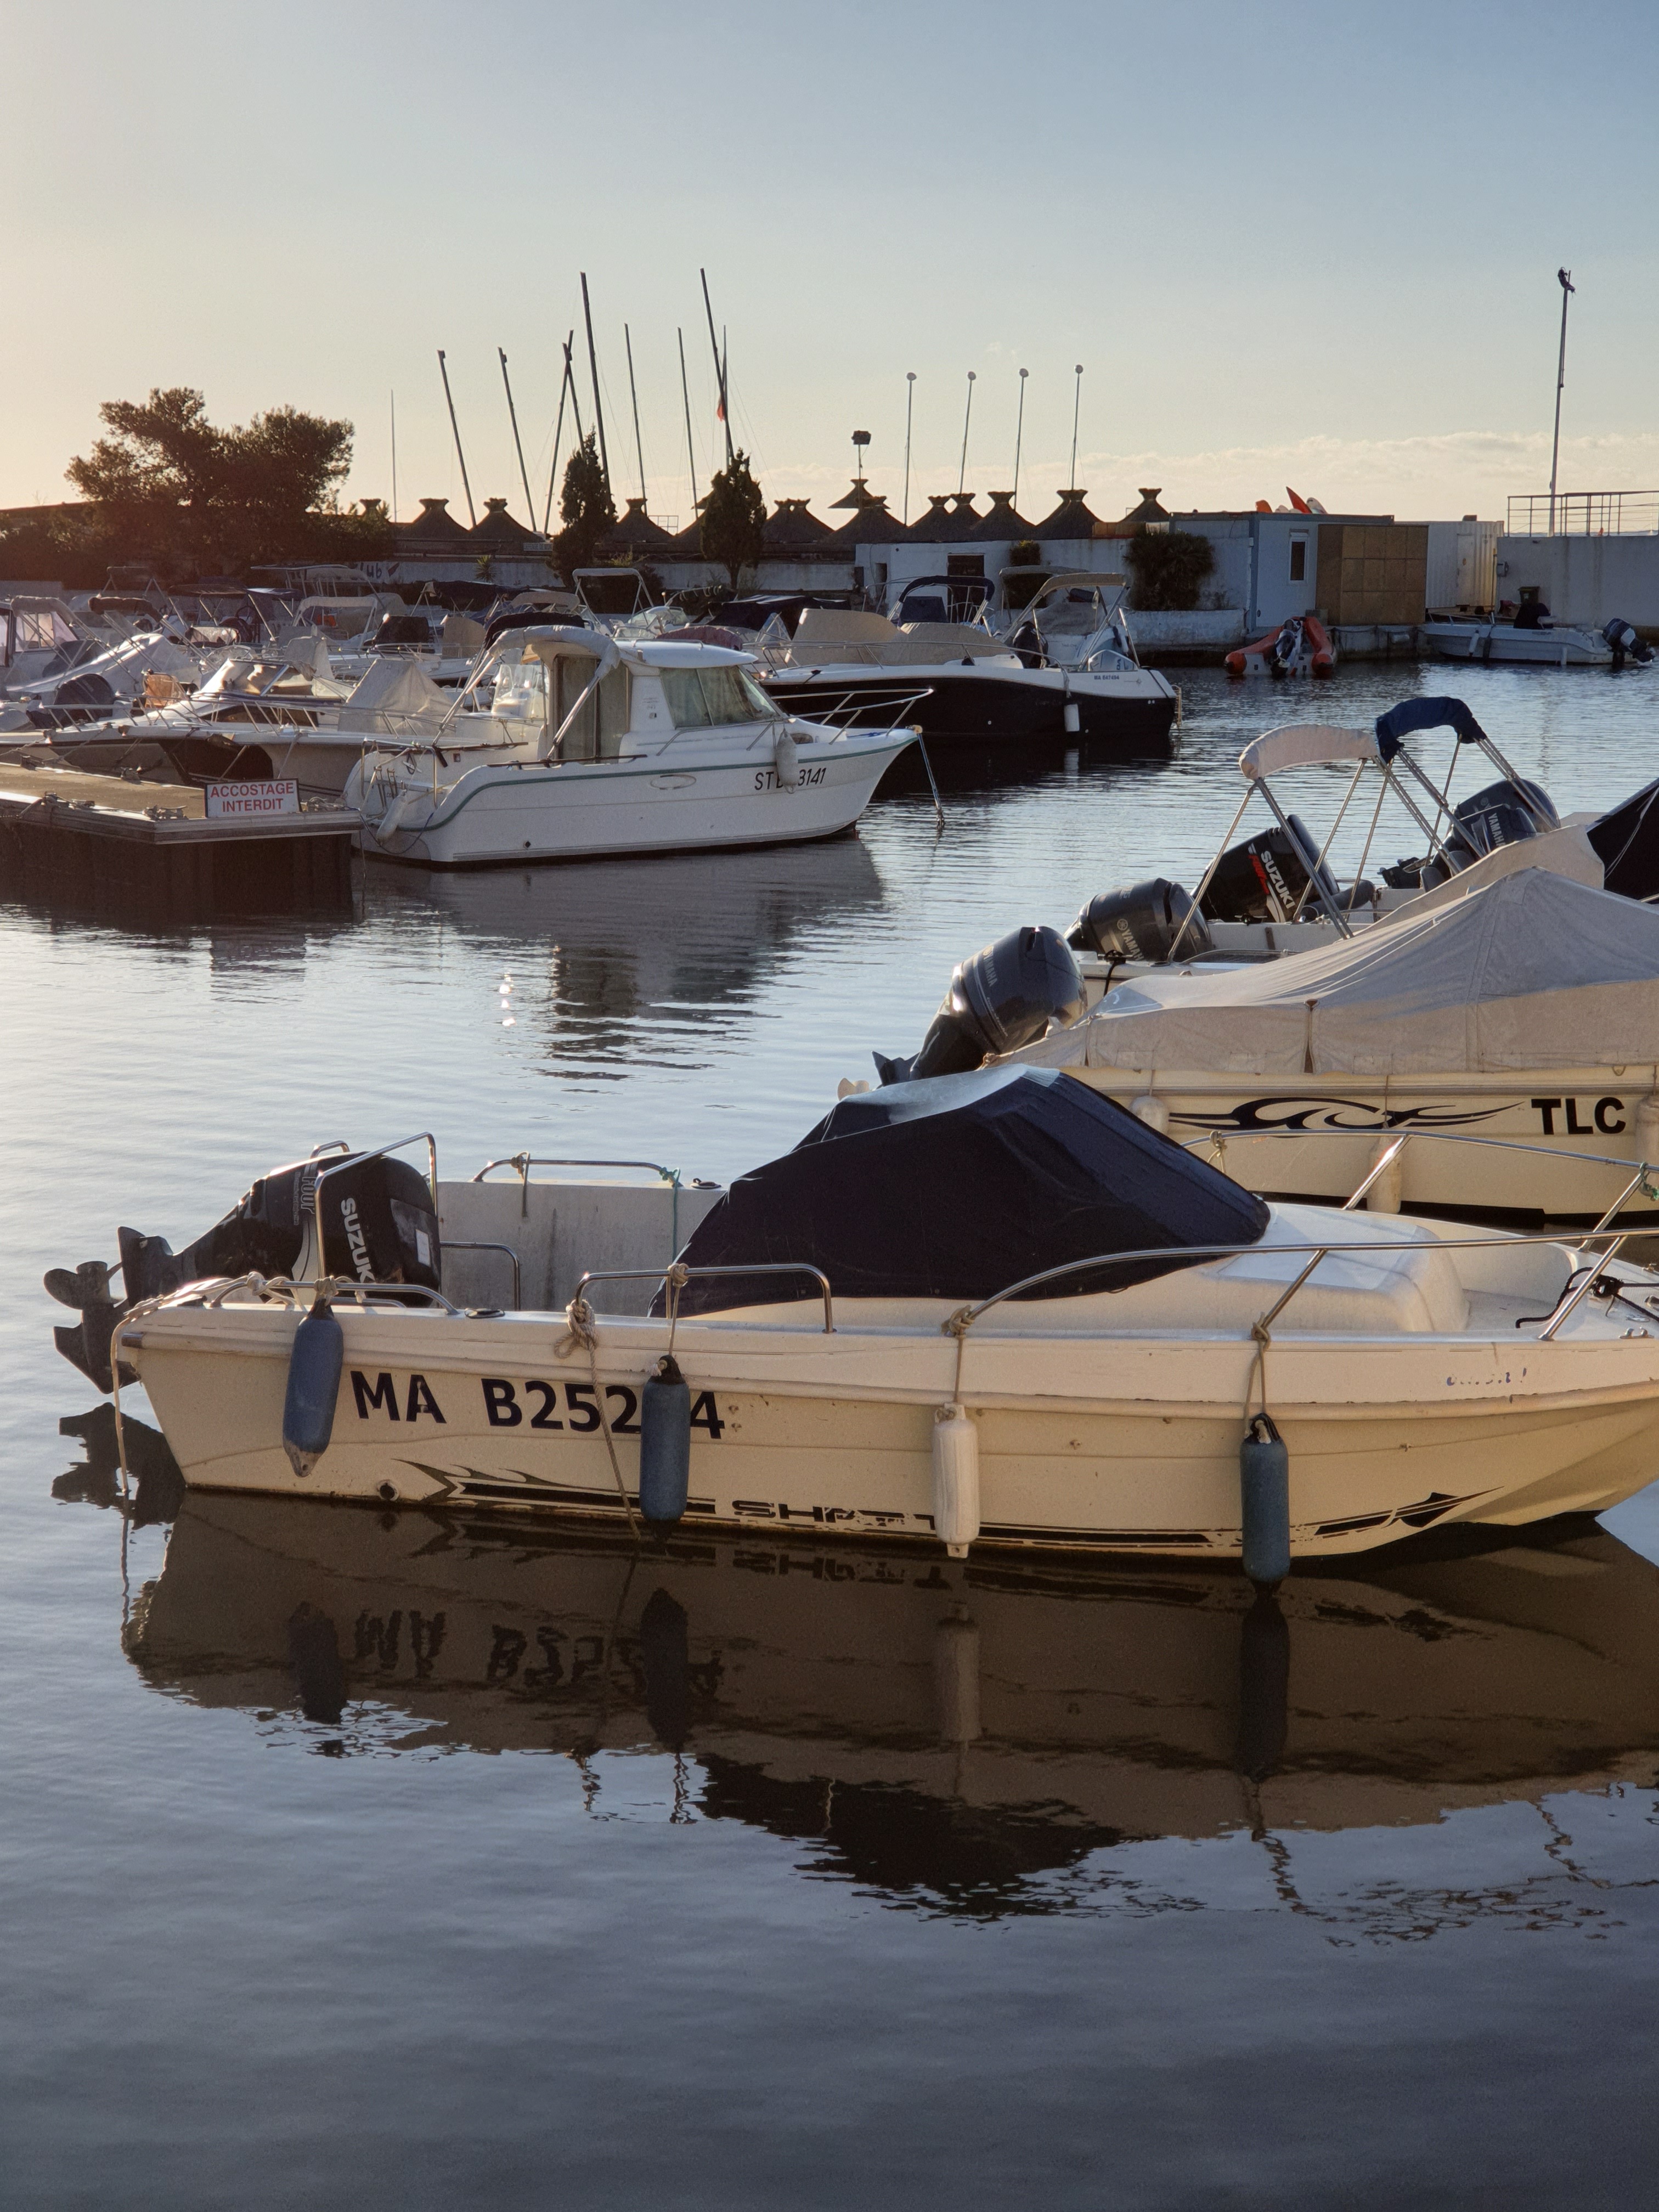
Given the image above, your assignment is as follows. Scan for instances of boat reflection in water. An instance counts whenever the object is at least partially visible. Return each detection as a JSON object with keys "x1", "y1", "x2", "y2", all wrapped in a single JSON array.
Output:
[
  {"x1": 115, "y1": 1458, "x2": 1659, "y2": 1920},
  {"x1": 364, "y1": 832, "x2": 887, "y2": 1068}
]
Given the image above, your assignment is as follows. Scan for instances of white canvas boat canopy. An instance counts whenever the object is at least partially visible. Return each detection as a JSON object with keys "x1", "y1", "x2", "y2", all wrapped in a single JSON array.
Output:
[
  {"x1": 1237, "y1": 724, "x2": 1382, "y2": 778},
  {"x1": 1024, "y1": 869, "x2": 1659, "y2": 1076},
  {"x1": 335, "y1": 654, "x2": 451, "y2": 733},
  {"x1": 783, "y1": 607, "x2": 1011, "y2": 667}
]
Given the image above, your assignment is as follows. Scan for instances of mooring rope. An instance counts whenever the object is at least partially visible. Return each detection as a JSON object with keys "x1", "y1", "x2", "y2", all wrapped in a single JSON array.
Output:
[{"x1": 558, "y1": 1294, "x2": 642, "y2": 1538}]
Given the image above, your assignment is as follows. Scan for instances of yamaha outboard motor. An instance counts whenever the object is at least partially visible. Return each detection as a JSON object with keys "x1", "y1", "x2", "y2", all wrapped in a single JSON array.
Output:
[
  {"x1": 876, "y1": 925, "x2": 1084, "y2": 1085},
  {"x1": 1422, "y1": 777, "x2": 1556, "y2": 887},
  {"x1": 46, "y1": 1151, "x2": 442, "y2": 1391},
  {"x1": 1604, "y1": 618, "x2": 1654, "y2": 672},
  {"x1": 1067, "y1": 877, "x2": 1213, "y2": 964}
]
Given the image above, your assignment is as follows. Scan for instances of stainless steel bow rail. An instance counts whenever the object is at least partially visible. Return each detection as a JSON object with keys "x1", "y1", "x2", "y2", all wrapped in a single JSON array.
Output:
[
  {"x1": 943, "y1": 1223, "x2": 1659, "y2": 1346},
  {"x1": 573, "y1": 1262, "x2": 836, "y2": 1334},
  {"x1": 473, "y1": 1153, "x2": 682, "y2": 1220},
  {"x1": 1183, "y1": 1120, "x2": 1659, "y2": 1242}
]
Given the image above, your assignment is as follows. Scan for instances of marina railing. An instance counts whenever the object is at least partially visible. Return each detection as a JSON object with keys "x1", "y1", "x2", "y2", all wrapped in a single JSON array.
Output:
[{"x1": 1506, "y1": 490, "x2": 1659, "y2": 537}]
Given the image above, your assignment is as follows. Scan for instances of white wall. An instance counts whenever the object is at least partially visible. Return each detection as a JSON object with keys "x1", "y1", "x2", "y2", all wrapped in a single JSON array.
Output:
[{"x1": 1496, "y1": 534, "x2": 1659, "y2": 629}]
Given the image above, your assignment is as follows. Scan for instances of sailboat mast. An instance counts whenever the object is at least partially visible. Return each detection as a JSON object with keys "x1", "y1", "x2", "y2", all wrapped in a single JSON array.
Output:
[
  {"x1": 699, "y1": 268, "x2": 733, "y2": 466},
  {"x1": 579, "y1": 273, "x2": 611, "y2": 493},
  {"x1": 498, "y1": 348, "x2": 536, "y2": 527},
  {"x1": 624, "y1": 323, "x2": 647, "y2": 508},
  {"x1": 436, "y1": 349, "x2": 476, "y2": 527},
  {"x1": 542, "y1": 333, "x2": 574, "y2": 535},
  {"x1": 678, "y1": 327, "x2": 697, "y2": 521}
]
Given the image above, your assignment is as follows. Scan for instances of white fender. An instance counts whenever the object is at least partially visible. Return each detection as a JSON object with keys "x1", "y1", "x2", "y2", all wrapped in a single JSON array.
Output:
[
  {"x1": 1130, "y1": 1094, "x2": 1170, "y2": 1133},
  {"x1": 373, "y1": 786, "x2": 427, "y2": 843},
  {"x1": 1364, "y1": 1135, "x2": 1403, "y2": 1213},
  {"x1": 932, "y1": 1405, "x2": 980, "y2": 1559},
  {"x1": 773, "y1": 728, "x2": 799, "y2": 788}
]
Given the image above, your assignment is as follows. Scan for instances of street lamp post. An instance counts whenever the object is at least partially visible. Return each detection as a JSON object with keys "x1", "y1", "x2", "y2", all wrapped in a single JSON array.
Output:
[
  {"x1": 957, "y1": 370, "x2": 977, "y2": 499},
  {"x1": 1013, "y1": 368, "x2": 1029, "y2": 505},
  {"x1": 1069, "y1": 363, "x2": 1084, "y2": 490},
  {"x1": 1548, "y1": 267, "x2": 1575, "y2": 536},
  {"x1": 902, "y1": 373, "x2": 916, "y2": 527}
]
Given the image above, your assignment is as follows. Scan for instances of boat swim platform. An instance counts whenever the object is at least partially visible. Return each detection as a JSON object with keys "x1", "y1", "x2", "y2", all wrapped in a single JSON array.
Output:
[{"x1": 0, "y1": 762, "x2": 357, "y2": 917}]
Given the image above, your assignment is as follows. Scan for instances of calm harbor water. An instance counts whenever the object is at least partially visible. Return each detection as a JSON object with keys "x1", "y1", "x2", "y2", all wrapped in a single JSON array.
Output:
[{"x1": 5, "y1": 660, "x2": 1659, "y2": 2207}]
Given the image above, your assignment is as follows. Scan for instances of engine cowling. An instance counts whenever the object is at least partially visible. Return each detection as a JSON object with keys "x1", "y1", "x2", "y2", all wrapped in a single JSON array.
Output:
[
  {"x1": 1604, "y1": 618, "x2": 1655, "y2": 669},
  {"x1": 1067, "y1": 877, "x2": 1212, "y2": 963},
  {"x1": 877, "y1": 924, "x2": 1084, "y2": 1084}
]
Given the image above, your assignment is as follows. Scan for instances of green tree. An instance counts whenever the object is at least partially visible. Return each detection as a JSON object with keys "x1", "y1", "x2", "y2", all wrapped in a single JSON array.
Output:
[
  {"x1": 1123, "y1": 524, "x2": 1215, "y2": 612},
  {"x1": 555, "y1": 431, "x2": 616, "y2": 578},
  {"x1": 66, "y1": 386, "x2": 358, "y2": 577},
  {"x1": 699, "y1": 450, "x2": 766, "y2": 592}
]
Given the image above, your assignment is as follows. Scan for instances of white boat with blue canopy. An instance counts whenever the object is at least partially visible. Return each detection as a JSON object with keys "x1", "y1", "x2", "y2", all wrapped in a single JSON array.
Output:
[
  {"x1": 1060, "y1": 694, "x2": 1659, "y2": 995},
  {"x1": 46, "y1": 1068, "x2": 1659, "y2": 1573},
  {"x1": 345, "y1": 625, "x2": 913, "y2": 866}
]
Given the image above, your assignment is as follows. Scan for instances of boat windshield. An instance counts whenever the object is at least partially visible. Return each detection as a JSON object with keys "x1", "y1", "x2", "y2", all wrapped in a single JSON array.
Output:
[
  {"x1": 482, "y1": 653, "x2": 549, "y2": 723},
  {"x1": 658, "y1": 664, "x2": 775, "y2": 729}
]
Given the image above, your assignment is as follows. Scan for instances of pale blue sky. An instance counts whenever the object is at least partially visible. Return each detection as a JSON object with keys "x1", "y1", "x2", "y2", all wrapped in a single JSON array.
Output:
[{"x1": 6, "y1": 0, "x2": 1656, "y2": 525}]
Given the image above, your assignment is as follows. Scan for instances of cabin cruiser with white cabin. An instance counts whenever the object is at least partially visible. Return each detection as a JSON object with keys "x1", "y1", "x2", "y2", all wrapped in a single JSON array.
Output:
[
  {"x1": 346, "y1": 625, "x2": 913, "y2": 866},
  {"x1": 759, "y1": 594, "x2": 1177, "y2": 752}
]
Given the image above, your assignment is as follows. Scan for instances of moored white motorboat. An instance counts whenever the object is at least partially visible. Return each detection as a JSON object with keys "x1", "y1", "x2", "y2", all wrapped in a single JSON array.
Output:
[
  {"x1": 55, "y1": 1070, "x2": 1659, "y2": 1566},
  {"x1": 760, "y1": 595, "x2": 1178, "y2": 752},
  {"x1": 1422, "y1": 614, "x2": 1653, "y2": 669},
  {"x1": 1059, "y1": 694, "x2": 1658, "y2": 994},
  {"x1": 1006, "y1": 868, "x2": 1659, "y2": 1222},
  {"x1": 345, "y1": 626, "x2": 912, "y2": 866}
]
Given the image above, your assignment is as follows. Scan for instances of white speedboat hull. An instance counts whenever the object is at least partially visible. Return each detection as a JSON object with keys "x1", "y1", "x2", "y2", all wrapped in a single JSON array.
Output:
[
  {"x1": 1423, "y1": 622, "x2": 1612, "y2": 667},
  {"x1": 123, "y1": 1212, "x2": 1659, "y2": 1562},
  {"x1": 353, "y1": 729, "x2": 910, "y2": 867}
]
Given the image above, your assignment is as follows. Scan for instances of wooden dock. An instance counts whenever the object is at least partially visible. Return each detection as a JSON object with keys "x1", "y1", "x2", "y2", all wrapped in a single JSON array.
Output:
[{"x1": 0, "y1": 763, "x2": 357, "y2": 915}]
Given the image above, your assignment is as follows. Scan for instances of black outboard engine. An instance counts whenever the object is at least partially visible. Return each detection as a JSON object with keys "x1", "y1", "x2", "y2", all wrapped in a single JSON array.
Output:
[
  {"x1": 1067, "y1": 877, "x2": 1213, "y2": 964},
  {"x1": 1422, "y1": 777, "x2": 1556, "y2": 887},
  {"x1": 1604, "y1": 618, "x2": 1654, "y2": 672},
  {"x1": 1200, "y1": 819, "x2": 1338, "y2": 923},
  {"x1": 875, "y1": 924, "x2": 1084, "y2": 1085},
  {"x1": 46, "y1": 1152, "x2": 442, "y2": 1392}
]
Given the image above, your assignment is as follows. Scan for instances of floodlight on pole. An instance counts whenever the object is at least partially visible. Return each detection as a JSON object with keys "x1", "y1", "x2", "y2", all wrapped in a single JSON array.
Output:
[{"x1": 1548, "y1": 267, "x2": 1576, "y2": 537}]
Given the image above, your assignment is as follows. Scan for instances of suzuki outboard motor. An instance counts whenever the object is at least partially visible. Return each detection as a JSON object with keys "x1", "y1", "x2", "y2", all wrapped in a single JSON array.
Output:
[
  {"x1": 1067, "y1": 877, "x2": 1213, "y2": 964},
  {"x1": 876, "y1": 924, "x2": 1084, "y2": 1085},
  {"x1": 46, "y1": 1151, "x2": 442, "y2": 1391},
  {"x1": 119, "y1": 1152, "x2": 443, "y2": 1300},
  {"x1": 1604, "y1": 619, "x2": 1654, "y2": 671},
  {"x1": 1200, "y1": 820, "x2": 1338, "y2": 924}
]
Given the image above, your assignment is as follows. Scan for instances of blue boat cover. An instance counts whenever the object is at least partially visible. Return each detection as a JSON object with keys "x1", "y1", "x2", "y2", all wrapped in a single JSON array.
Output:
[
  {"x1": 666, "y1": 1065, "x2": 1269, "y2": 1314},
  {"x1": 1374, "y1": 696, "x2": 1490, "y2": 758}
]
